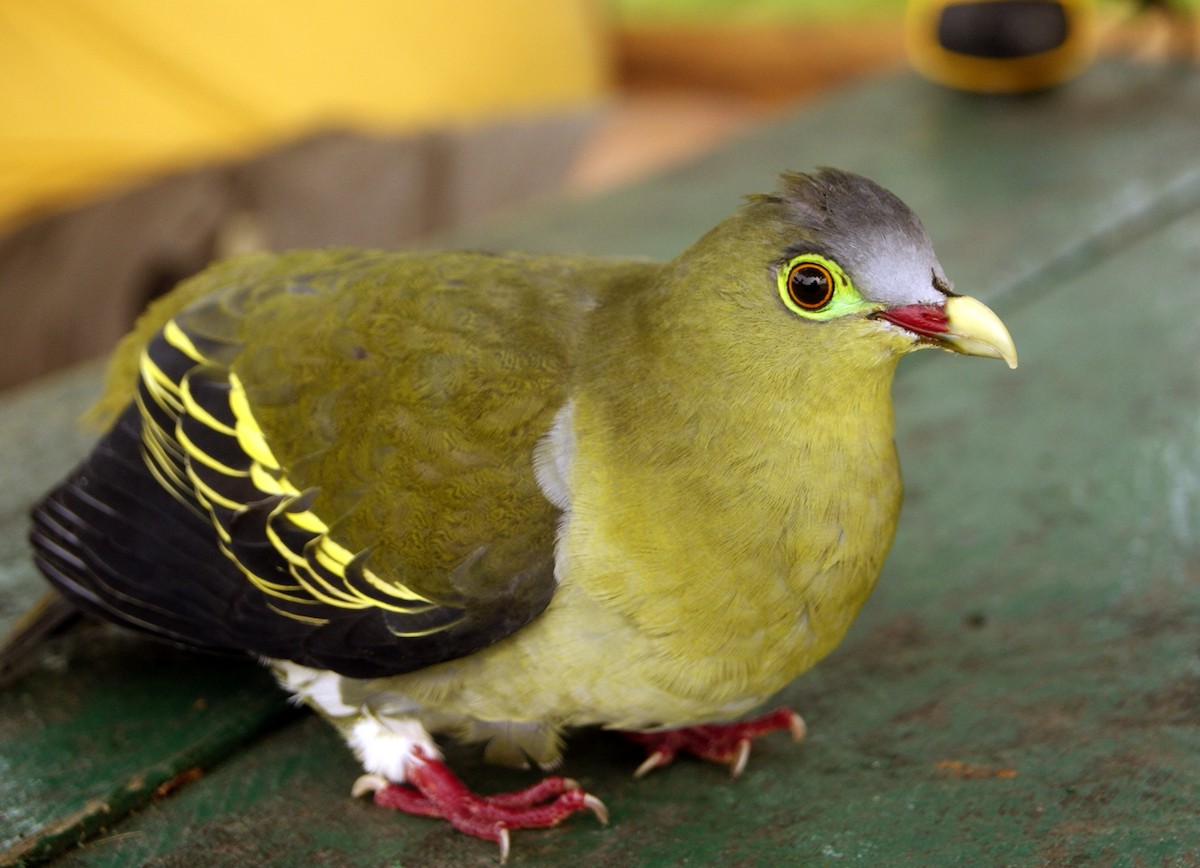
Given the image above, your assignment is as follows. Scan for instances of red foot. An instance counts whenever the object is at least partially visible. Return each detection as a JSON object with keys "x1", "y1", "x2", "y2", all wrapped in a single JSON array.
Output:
[
  {"x1": 623, "y1": 707, "x2": 806, "y2": 778},
  {"x1": 353, "y1": 748, "x2": 607, "y2": 861}
]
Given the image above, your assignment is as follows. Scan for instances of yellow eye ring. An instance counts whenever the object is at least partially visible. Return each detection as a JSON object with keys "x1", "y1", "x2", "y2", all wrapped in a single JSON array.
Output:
[{"x1": 786, "y1": 261, "x2": 835, "y2": 311}]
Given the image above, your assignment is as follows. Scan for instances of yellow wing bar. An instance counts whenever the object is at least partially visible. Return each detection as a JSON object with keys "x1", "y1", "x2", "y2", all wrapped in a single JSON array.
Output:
[{"x1": 135, "y1": 310, "x2": 437, "y2": 624}]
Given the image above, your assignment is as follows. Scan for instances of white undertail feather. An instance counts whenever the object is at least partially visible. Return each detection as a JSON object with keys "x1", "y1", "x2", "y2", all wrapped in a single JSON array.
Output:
[
  {"x1": 348, "y1": 714, "x2": 442, "y2": 783},
  {"x1": 271, "y1": 659, "x2": 358, "y2": 715},
  {"x1": 269, "y1": 658, "x2": 441, "y2": 784}
]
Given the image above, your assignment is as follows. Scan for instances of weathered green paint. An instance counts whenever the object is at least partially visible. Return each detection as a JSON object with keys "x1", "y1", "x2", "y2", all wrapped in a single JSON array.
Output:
[
  {"x1": 0, "y1": 633, "x2": 296, "y2": 865},
  {"x1": 3, "y1": 62, "x2": 1200, "y2": 864}
]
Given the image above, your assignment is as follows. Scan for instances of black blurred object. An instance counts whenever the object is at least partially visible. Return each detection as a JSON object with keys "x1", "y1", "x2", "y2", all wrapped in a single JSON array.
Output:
[
  {"x1": 907, "y1": 0, "x2": 1097, "y2": 92},
  {"x1": 906, "y1": 0, "x2": 1195, "y2": 94}
]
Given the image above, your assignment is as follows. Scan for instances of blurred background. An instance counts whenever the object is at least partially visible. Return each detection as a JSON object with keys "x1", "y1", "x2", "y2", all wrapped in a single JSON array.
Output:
[{"x1": 0, "y1": 0, "x2": 1193, "y2": 391}]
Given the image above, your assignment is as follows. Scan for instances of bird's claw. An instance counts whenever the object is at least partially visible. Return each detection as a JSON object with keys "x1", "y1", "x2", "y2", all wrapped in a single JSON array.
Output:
[
  {"x1": 581, "y1": 792, "x2": 610, "y2": 826},
  {"x1": 729, "y1": 738, "x2": 752, "y2": 778},
  {"x1": 355, "y1": 752, "x2": 605, "y2": 862},
  {"x1": 625, "y1": 707, "x2": 806, "y2": 779},
  {"x1": 497, "y1": 828, "x2": 510, "y2": 863},
  {"x1": 351, "y1": 773, "x2": 389, "y2": 798},
  {"x1": 632, "y1": 749, "x2": 671, "y2": 780}
]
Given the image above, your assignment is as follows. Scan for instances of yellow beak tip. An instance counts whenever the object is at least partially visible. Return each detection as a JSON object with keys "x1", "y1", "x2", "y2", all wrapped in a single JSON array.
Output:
[{"x1": 943, "y1": 295, "x2": 1018, "y2": 370}]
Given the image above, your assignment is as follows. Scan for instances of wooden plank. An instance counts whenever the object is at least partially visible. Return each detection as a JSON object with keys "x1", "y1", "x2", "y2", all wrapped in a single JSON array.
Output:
[
  {"x1": 0, "y1": 635, "x2": 296, "y2": 865},
  {"x1": 3, "y1": 61, "x2": 1200, "y2": 862}
]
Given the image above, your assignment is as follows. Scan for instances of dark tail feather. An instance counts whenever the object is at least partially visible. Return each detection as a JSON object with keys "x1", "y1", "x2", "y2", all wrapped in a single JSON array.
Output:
[
  {"x1": 28, "y1": 405, "x2": 259, "y2": 656},
  {"x1": 0, "y1": 590, "x2": 81, "y2": 687}
]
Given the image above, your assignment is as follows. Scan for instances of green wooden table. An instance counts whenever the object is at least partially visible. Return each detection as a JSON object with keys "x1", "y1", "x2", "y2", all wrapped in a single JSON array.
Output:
[{"x1": 3, "y1": 62, "x2": 1200, "y2": 865}]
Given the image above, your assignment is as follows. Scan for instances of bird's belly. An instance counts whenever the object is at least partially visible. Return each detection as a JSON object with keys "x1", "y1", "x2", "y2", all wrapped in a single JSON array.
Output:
[{"x1": 375, "y1": 559, "x2": 863, "y2": 733}]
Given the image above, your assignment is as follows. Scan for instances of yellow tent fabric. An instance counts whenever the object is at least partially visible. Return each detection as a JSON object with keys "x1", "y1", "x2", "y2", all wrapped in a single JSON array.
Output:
[{"x1": 0, "y1": 0, "x2": 609, "y2": 232}]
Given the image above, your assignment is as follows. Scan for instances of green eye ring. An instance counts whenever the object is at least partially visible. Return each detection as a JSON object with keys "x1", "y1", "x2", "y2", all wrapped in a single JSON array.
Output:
[{"x1": 777, "y1": 253, "x2": 869, "y2": 321}]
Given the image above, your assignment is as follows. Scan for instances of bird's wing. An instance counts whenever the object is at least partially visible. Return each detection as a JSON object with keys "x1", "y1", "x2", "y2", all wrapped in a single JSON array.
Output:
[{"x1": 31, "y1": 250, "x2": 591, "y2": 677}]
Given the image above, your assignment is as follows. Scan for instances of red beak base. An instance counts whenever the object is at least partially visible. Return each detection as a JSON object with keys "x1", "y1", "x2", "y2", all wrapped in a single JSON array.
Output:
[{"x1": 876, "y1": 303, "x2": 949, "y2": 339}]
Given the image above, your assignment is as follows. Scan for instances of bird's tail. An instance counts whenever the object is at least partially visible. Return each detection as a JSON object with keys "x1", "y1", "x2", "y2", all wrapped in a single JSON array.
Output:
[{"x1": 0, "y1": 590, "x2": 80, "y2": 687}]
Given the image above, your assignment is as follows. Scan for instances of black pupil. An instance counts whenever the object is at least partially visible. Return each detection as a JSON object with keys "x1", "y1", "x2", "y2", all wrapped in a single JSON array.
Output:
[
  {"x1": 938, "y1": 2, "x2": 1069, "y2": 59},
  {"x1": 791, "y1": 266, "x2": 831, "y2": 308}
]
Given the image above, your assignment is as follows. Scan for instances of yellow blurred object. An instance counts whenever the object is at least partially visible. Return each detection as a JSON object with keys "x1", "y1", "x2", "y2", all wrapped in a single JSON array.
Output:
[
  {"x1": 0, "y1": 0, "x2": 609, "y2": 232},
  {"x1": 905, "y1": 0, "x2": 1097, "y2": 93}
]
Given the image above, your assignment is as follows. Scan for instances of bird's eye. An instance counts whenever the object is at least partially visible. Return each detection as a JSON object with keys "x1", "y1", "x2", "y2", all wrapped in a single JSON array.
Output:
[
  {"x1": 787, "y1": 263, "x2": 835, "y2": 311},
  {"x1": 777, "y1": 253, "x2": 869, "y2": 322}
]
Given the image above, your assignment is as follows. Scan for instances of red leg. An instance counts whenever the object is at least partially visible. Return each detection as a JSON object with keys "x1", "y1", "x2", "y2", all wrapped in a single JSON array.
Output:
[
  {"x1": 623, "y1": 707, "x2": 806, "y2": 778},
  {"x1": 353, "y1": 748, "x2": 607, "y2": 862}
]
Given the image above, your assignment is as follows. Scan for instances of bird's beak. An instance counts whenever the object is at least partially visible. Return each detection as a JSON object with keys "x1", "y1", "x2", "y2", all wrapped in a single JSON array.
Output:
[{"x1": 878, "y1": 295, "x2": 1018, "y2": 369}]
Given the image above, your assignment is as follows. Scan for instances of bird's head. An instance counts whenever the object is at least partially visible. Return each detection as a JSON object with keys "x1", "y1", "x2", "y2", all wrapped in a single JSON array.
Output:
[{"x1": 664, "y1": 168, "x2": 1017, "y2": 380}]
